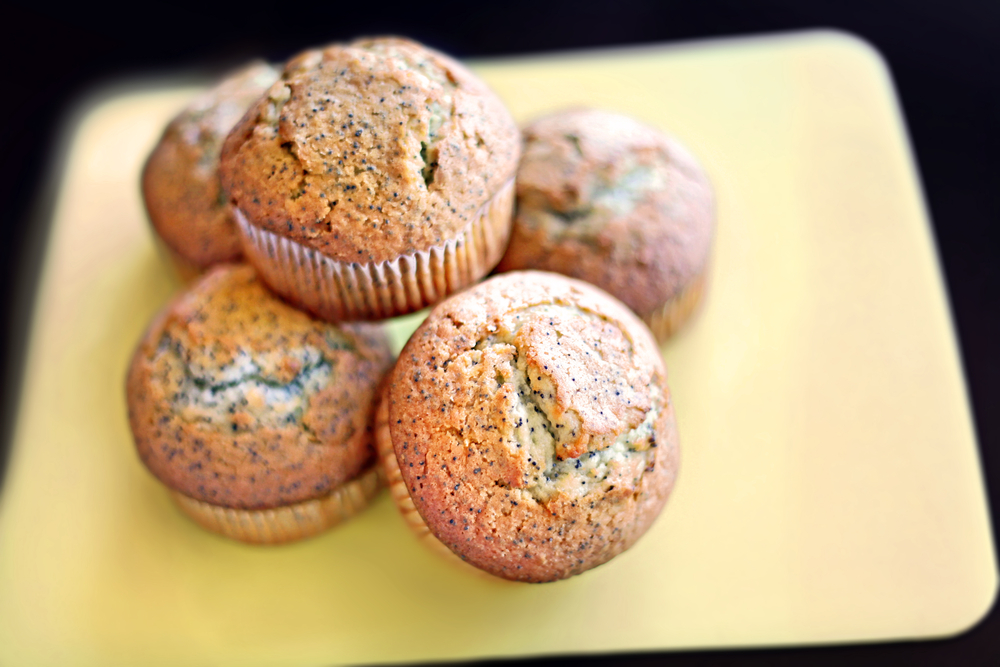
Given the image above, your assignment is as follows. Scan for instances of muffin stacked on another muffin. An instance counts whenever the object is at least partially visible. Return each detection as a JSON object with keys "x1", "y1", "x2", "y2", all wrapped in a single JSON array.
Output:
[
  {"x1": 126, "y1": 265, "x2": 394, "y2": 543},
  {"x1": 377, "y1": 271, "x2": 680, "y2": 582},
  {"x1": 498, "y1": 108, "x2": 715, "y2": 342},
  {"x1": 219, "y1": 37, "x2": 521, "y2": 321},
  {"x1": 142, "y1": 61, "x2": 280, "y2": 280}
]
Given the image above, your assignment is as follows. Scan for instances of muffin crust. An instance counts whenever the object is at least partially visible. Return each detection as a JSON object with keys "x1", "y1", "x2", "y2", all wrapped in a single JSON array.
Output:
[
  {"x1": 142, "y1": 61, "x2": 279, "y2": 268},
  {"x1": 386, "y1": 272, "x2": 679, "y2": 582},
  {"x1": 127, "y1": 265, "x2": 394, "y2": 510},
  {"x1": 220, "y1": 37, "x2": 520, "y2": 265},
  {"x1": 498, "y1": 109, "x2": 714, "y2": 334}
]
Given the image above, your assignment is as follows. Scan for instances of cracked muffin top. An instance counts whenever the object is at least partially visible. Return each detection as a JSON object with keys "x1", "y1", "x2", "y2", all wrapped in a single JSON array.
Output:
[
  {"x1": 498, "y1": 108, "x2": 714, "y2": 318},
  {"x1": 219, "y1": 37, "x2": 520, "y2": 265},
  {"x1": 126, "y1": 264, "x2": 394, "y2": 510},
  {"x1": 142, "y1": 61, "x2": 280, "y2": 268},
  {"x1": 387, "y1": 271, "x2": 679, "y2": 581}
]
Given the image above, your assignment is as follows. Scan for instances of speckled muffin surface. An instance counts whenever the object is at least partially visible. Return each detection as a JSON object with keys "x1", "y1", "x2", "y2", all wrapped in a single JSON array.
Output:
[
  {"x1": 497, "y1": 109, "x2": 714, "y2": 338},
  {"x1": 142, "y1": 61, "x2": 279, "y2": 269},
  {"x1": 219, "y1": 36, "x2": 520, "y2": 265},
  {"x1": 386, "y1": 271, "x2": 679, "y2": 582},
  {"x1": 126, "y1": 264, "x2": 394, "y2": 510}
]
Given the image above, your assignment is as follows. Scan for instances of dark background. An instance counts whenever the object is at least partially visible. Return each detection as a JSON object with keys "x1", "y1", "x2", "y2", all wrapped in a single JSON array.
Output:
[{"x1": 2, "y1": 0, "x2": 998, "y2": 664}]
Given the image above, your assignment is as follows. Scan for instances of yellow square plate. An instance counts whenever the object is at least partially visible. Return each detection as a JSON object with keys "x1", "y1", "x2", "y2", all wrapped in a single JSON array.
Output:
[{"x1": 0, "y1": 30, "x2": 995, "y2": 666}]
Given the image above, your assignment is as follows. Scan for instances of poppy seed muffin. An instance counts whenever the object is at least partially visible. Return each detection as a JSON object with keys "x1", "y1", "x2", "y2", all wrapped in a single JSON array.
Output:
[
  {"x1": 219, "y1": 36, "x2": 520, "y2": 322},
  {"x1": 497, "y1": 109, "x2": 715, "y2": 342},
  {"x1": 126, "y1": 265, "x2": 394, "y2": 543},
  {"x1": 142, "y1": 61, "x2": 280, "y2": 280},
  {"x1": 378, "y1": 271, "x2": 680, "y2": 582}
]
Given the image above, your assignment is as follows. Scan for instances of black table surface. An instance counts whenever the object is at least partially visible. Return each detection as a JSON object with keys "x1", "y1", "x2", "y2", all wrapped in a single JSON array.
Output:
[{"x1": 2, "y1": 1, "x2": 998, "y2": 664}]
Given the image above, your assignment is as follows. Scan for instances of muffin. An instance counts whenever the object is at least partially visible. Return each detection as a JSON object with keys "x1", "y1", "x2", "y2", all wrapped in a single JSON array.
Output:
[
  {"x1": 219, "y1": 36, "x2": 520, "y2": 322},
  {"x1": 126, "y1": 264, "x2": 394, "y2": 543},
  {"x1": 497, "y1": 109, "x2": 715, "y2": 342},
  {"x1": 377, "y1": 271, "x2": 680, "y2": 582},
  {"x1": 142, "y1": 61, "x2": 280, "y2": 280}
]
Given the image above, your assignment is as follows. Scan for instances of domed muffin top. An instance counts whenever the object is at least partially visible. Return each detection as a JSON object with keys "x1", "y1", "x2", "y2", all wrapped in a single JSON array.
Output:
[
  {"x1": 500, "y1": 108, "x2": 714, "y2": 318},
  {"x1": 127, "y1": 265, "x2": 394, "y2": 509}
]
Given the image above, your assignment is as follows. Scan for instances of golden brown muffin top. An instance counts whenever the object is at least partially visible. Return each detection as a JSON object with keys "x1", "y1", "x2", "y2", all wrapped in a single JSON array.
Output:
[
  {"x1": 127, "y1": 265, "x2": 394, "y2": 509},
  {"x1": 142, "y1": 61, "x2": 280, "y2": 268},
  {"x1": 498, "y1": 108, "x2": 714, "y2": 317},
  {"x1": 219, "y1": 37, "x2": 520, "y2": 265},
  {"x1": 388, "y1": 271, "x2": 679, "y2": 581}
]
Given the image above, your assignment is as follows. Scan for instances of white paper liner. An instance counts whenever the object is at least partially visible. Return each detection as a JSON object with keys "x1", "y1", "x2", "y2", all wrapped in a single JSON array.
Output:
[
  {"x1": 170, "y1": 465, "x2": 381, "y2": 544},
  {"x1": 236, "y1": 178, "x2": 514, "y2": 321}
]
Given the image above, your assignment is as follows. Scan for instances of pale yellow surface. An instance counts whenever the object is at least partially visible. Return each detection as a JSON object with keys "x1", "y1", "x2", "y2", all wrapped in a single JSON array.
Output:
[{"x1": 0, "y1": 31, "x2": 995, "y2": 666}]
